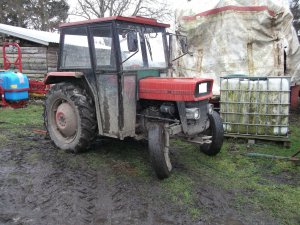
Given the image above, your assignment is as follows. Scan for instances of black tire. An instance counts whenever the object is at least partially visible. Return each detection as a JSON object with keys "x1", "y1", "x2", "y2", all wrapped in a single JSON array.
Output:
[
  {"x1": 200, "y1": 111, "x2": 224, "y2": 156},
  {"x1": 148, "y1": 123, "x2": 172, "y2": 179},
  {"x1": 44, "y1": 82, "x2": 97, "y2": 153}
]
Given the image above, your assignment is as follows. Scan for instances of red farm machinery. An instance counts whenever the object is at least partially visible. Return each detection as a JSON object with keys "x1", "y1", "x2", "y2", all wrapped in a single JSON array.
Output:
[
  {"x1": 44, "y1": 16, "x2": 224, "y2": 179},
  {"x1": 0, "y1": 42, "x2": 49, "y2": 108}
]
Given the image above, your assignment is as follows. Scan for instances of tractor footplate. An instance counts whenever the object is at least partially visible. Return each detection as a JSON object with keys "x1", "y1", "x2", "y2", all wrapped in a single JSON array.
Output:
[{"x1": 186, "y1": 136, "x2": 212, "y2": 144}]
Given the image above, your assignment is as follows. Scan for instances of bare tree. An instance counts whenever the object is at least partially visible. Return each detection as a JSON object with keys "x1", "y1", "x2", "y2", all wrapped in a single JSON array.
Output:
[
  {"x1": 72, "y1": 0, "x2": 171, "y2": 22},
  {"x1": 290, "y1": 0, "x2": 300, "y2": 33}
]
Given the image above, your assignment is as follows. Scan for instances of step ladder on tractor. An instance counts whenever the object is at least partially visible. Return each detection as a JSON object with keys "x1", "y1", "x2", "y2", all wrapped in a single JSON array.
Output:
[{"x1": 0, "y1": 42, "x2": 49, "y2": 108}]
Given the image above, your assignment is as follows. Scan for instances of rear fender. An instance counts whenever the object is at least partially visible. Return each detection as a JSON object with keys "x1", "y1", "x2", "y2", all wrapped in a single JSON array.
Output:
[
  {"x1": 44, "y1": 71, "x2": 104, "y2": 135},
  {"x1": 44, "y1": 72, "x2": 84, "y2": 84}
]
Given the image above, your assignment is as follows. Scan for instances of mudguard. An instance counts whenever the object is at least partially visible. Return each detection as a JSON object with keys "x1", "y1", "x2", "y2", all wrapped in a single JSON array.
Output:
[{"x1": 44, "y1": 72, "x2": 83, "y2": 84}]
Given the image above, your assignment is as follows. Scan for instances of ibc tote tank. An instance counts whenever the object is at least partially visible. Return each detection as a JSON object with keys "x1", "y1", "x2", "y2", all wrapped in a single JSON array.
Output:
[{"x1": 220, "y1": 76, "x2": 290, "y2": 137}]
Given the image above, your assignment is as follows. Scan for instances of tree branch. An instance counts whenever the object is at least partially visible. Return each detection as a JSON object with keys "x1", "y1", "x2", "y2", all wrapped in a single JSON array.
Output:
[{"x1": 72, "y1": 0, "x2": 172, "y2": 21}]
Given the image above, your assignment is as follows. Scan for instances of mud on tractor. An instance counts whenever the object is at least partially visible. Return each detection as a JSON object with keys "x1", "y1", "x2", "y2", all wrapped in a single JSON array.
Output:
[{"x1": 44, "y1": 16, "x2": 224, "y2": 179}]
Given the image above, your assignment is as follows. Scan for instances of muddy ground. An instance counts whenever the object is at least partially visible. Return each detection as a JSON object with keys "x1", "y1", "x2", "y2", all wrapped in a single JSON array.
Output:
[{"x1": 0, "y1": 105, "x2": 299, "y2": 225}]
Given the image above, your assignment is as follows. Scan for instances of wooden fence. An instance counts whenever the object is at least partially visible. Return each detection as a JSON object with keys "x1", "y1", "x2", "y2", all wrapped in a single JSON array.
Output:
[{"x1": 0, "y1": 46, "x2": 58, "y2": 79}]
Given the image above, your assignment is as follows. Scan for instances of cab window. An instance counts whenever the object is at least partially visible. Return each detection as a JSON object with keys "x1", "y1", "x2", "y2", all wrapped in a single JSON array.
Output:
[
  {"x1": 90, "y1": 26, "x2": 116, "y2": 69},
  {"x1": 61, "y1": 27, "x2": 91, "y2": 69}
]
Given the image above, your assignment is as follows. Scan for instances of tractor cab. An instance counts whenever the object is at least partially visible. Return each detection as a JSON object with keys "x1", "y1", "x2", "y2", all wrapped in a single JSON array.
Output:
[
  {"x1": 46, "y1": 17, "x2": 170, "y2": 137},
  {"x1": 44, "y1": 16, "x2": 224, "y2": 179}
]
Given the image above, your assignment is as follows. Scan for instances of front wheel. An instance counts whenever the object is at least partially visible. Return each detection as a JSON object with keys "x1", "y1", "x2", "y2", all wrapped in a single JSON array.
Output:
[
  {"x1": 148, "y1": 123, "x2": 172, "y2": 179},
  {"x1": 200, "y1": 111, "x2": 224, "y2": 156}
]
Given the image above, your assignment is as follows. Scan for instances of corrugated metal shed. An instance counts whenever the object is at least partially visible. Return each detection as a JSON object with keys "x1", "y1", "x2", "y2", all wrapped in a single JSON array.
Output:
[{"x1": 0, "y1": 23, "x2": 60, "y2": 46}]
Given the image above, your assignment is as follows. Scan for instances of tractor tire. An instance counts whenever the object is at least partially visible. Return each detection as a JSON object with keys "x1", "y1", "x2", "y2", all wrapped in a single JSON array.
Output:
[
  {"x1": 44, "y1": 82, "x2": 97, "y2": 153},
  {"x1": 200, "y1": 111, "x2": 224, "y2": 156},
  {"x1": 148, "y1": 123, "x2": 172, "y2": 179}
]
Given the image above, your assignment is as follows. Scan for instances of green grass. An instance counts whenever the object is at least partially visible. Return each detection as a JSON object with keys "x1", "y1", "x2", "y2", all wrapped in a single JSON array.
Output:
[
  {"x1": 160, "y1": 172, "x2": 203, "y2": 219},
  {"x1": 0, "y1": 104, "x2": 43, "y2": 128},
  {"x1": 170, "y1": 123, "x2": 300, "y2": 224},
  {"x1": 0, "y1": 104, "x2": 299, "y2": 224},
  {"x1": 0, "y1": 133, "x2": 8, "y2": 142}
]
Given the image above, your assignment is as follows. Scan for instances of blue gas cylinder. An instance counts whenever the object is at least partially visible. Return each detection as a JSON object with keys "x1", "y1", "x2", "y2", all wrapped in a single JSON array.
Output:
[{"x1": 0, "y1": 70, "x2": 29, "y2": 101}]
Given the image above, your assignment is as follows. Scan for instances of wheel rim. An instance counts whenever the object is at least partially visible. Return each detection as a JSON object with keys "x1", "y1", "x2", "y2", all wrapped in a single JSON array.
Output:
[
  {"x1": 162, "y1": 129, "x2": 172, "y2": 172},
  {"x1": 203, "y1": 118, "x2": 213, "y2": 147},
  {"x1": 164, "y1": 146, "x2": 172, "y2": 172},
  {"x1": 55, "y1": 102, "x2": 78, "y2": 137},
  {"x1": 50, "y1": 100, "x2": 78, "y2": 142}
]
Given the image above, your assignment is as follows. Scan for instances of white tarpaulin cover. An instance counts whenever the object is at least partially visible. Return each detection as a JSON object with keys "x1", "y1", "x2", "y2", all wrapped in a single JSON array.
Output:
[{"x1": 173, "y1": 0, "x2": 300, "y2": 95}]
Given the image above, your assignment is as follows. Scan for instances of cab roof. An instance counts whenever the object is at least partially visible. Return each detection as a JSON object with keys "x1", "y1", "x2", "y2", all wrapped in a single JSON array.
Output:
[{"x1": 60, "y1": 16, "x2": 170, "y2": 28}]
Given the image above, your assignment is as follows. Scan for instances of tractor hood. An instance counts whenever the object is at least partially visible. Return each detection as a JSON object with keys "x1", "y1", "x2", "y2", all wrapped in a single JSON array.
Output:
[{"x1": 139, "y1": 77, "x2": 213, "y2": 102}]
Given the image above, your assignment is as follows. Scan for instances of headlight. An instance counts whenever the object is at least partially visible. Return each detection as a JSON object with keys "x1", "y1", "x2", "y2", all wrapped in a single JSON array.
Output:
[
  {"x1": 186, "y1": 108, "x2": 201, "y2": 120},
  {"x1": 198, "y1": 82, "x2": 208, "y2": 94}
]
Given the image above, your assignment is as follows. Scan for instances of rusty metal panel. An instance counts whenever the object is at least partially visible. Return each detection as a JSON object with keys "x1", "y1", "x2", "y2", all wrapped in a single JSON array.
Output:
[
  {"x1": 97, "y1": 75, "x2": 119, "y2": 137},
  {"x1": 122, "y1": 75, "x2": 136, "y2": 137}
]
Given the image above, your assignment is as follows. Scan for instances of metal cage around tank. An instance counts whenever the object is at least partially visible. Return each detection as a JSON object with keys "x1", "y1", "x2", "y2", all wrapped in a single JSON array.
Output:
[{"x1": 219, "y1": 76, "x2": 291, "y2": 139}]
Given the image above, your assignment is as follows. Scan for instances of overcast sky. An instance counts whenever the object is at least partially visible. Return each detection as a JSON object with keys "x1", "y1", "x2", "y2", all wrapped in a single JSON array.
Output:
[
  {"x1": 66, "y1": 0, "x2": 180, "y2": 22},
  {"x1": 66, "y1": 0, "x2": 291, "y2": 22}
]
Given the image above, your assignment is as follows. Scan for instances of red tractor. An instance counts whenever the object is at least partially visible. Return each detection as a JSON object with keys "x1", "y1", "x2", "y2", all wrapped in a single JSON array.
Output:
[{"x1": 44, "y1": 16, "x2": 224, "y2": 179}]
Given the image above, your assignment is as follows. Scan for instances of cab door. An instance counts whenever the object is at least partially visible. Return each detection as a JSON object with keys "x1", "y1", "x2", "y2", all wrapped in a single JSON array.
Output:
[{"x1": 89, "y1": 25, "x2": 121, "y2": 138}]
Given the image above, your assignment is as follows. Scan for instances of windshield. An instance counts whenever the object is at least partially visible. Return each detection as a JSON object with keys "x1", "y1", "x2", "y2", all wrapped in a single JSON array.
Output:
[
  {"x1": 144, "y1": 29, "x2": 167, "y2": 68},
  {"x1": 118, "y1": 25, "x2": 167, "y2": 71},
  {"x1": 119, "y1": 29, "x2": 144, "y2": 70}
]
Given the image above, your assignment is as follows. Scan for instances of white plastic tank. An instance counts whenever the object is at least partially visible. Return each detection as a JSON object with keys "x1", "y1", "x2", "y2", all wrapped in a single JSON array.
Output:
[{"x1": 220, "y1": 76, "x2": 290, "y2": 136}]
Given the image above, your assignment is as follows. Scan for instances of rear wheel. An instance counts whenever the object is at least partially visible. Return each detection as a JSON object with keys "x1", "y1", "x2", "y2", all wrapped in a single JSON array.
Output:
[
  {"x1": 148, "y1": 123, "x2": 172, "y2": 179},
  {"x1": 44, "y1": 82, "x2": 97, "y2": 153},
  {"x1": 200, "y1": 111, "x2": 224, "y2": 156}
]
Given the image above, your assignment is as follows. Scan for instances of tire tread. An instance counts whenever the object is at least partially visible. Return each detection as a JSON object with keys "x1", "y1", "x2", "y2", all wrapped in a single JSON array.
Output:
[
  {"x1": 44, "y1": 82, "x2": 97, "y2": 153},
  {"x1": 148, "y1": 124, "x2": 171, "y2": 179},
  {"x1": 200, "y1": 111, "x2": 224, "y2": 156}
]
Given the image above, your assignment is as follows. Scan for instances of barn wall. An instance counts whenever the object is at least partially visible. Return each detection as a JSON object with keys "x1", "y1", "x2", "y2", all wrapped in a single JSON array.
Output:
[{"x1": 0, "y1": 44, "x2": 58, "y2": 79}]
